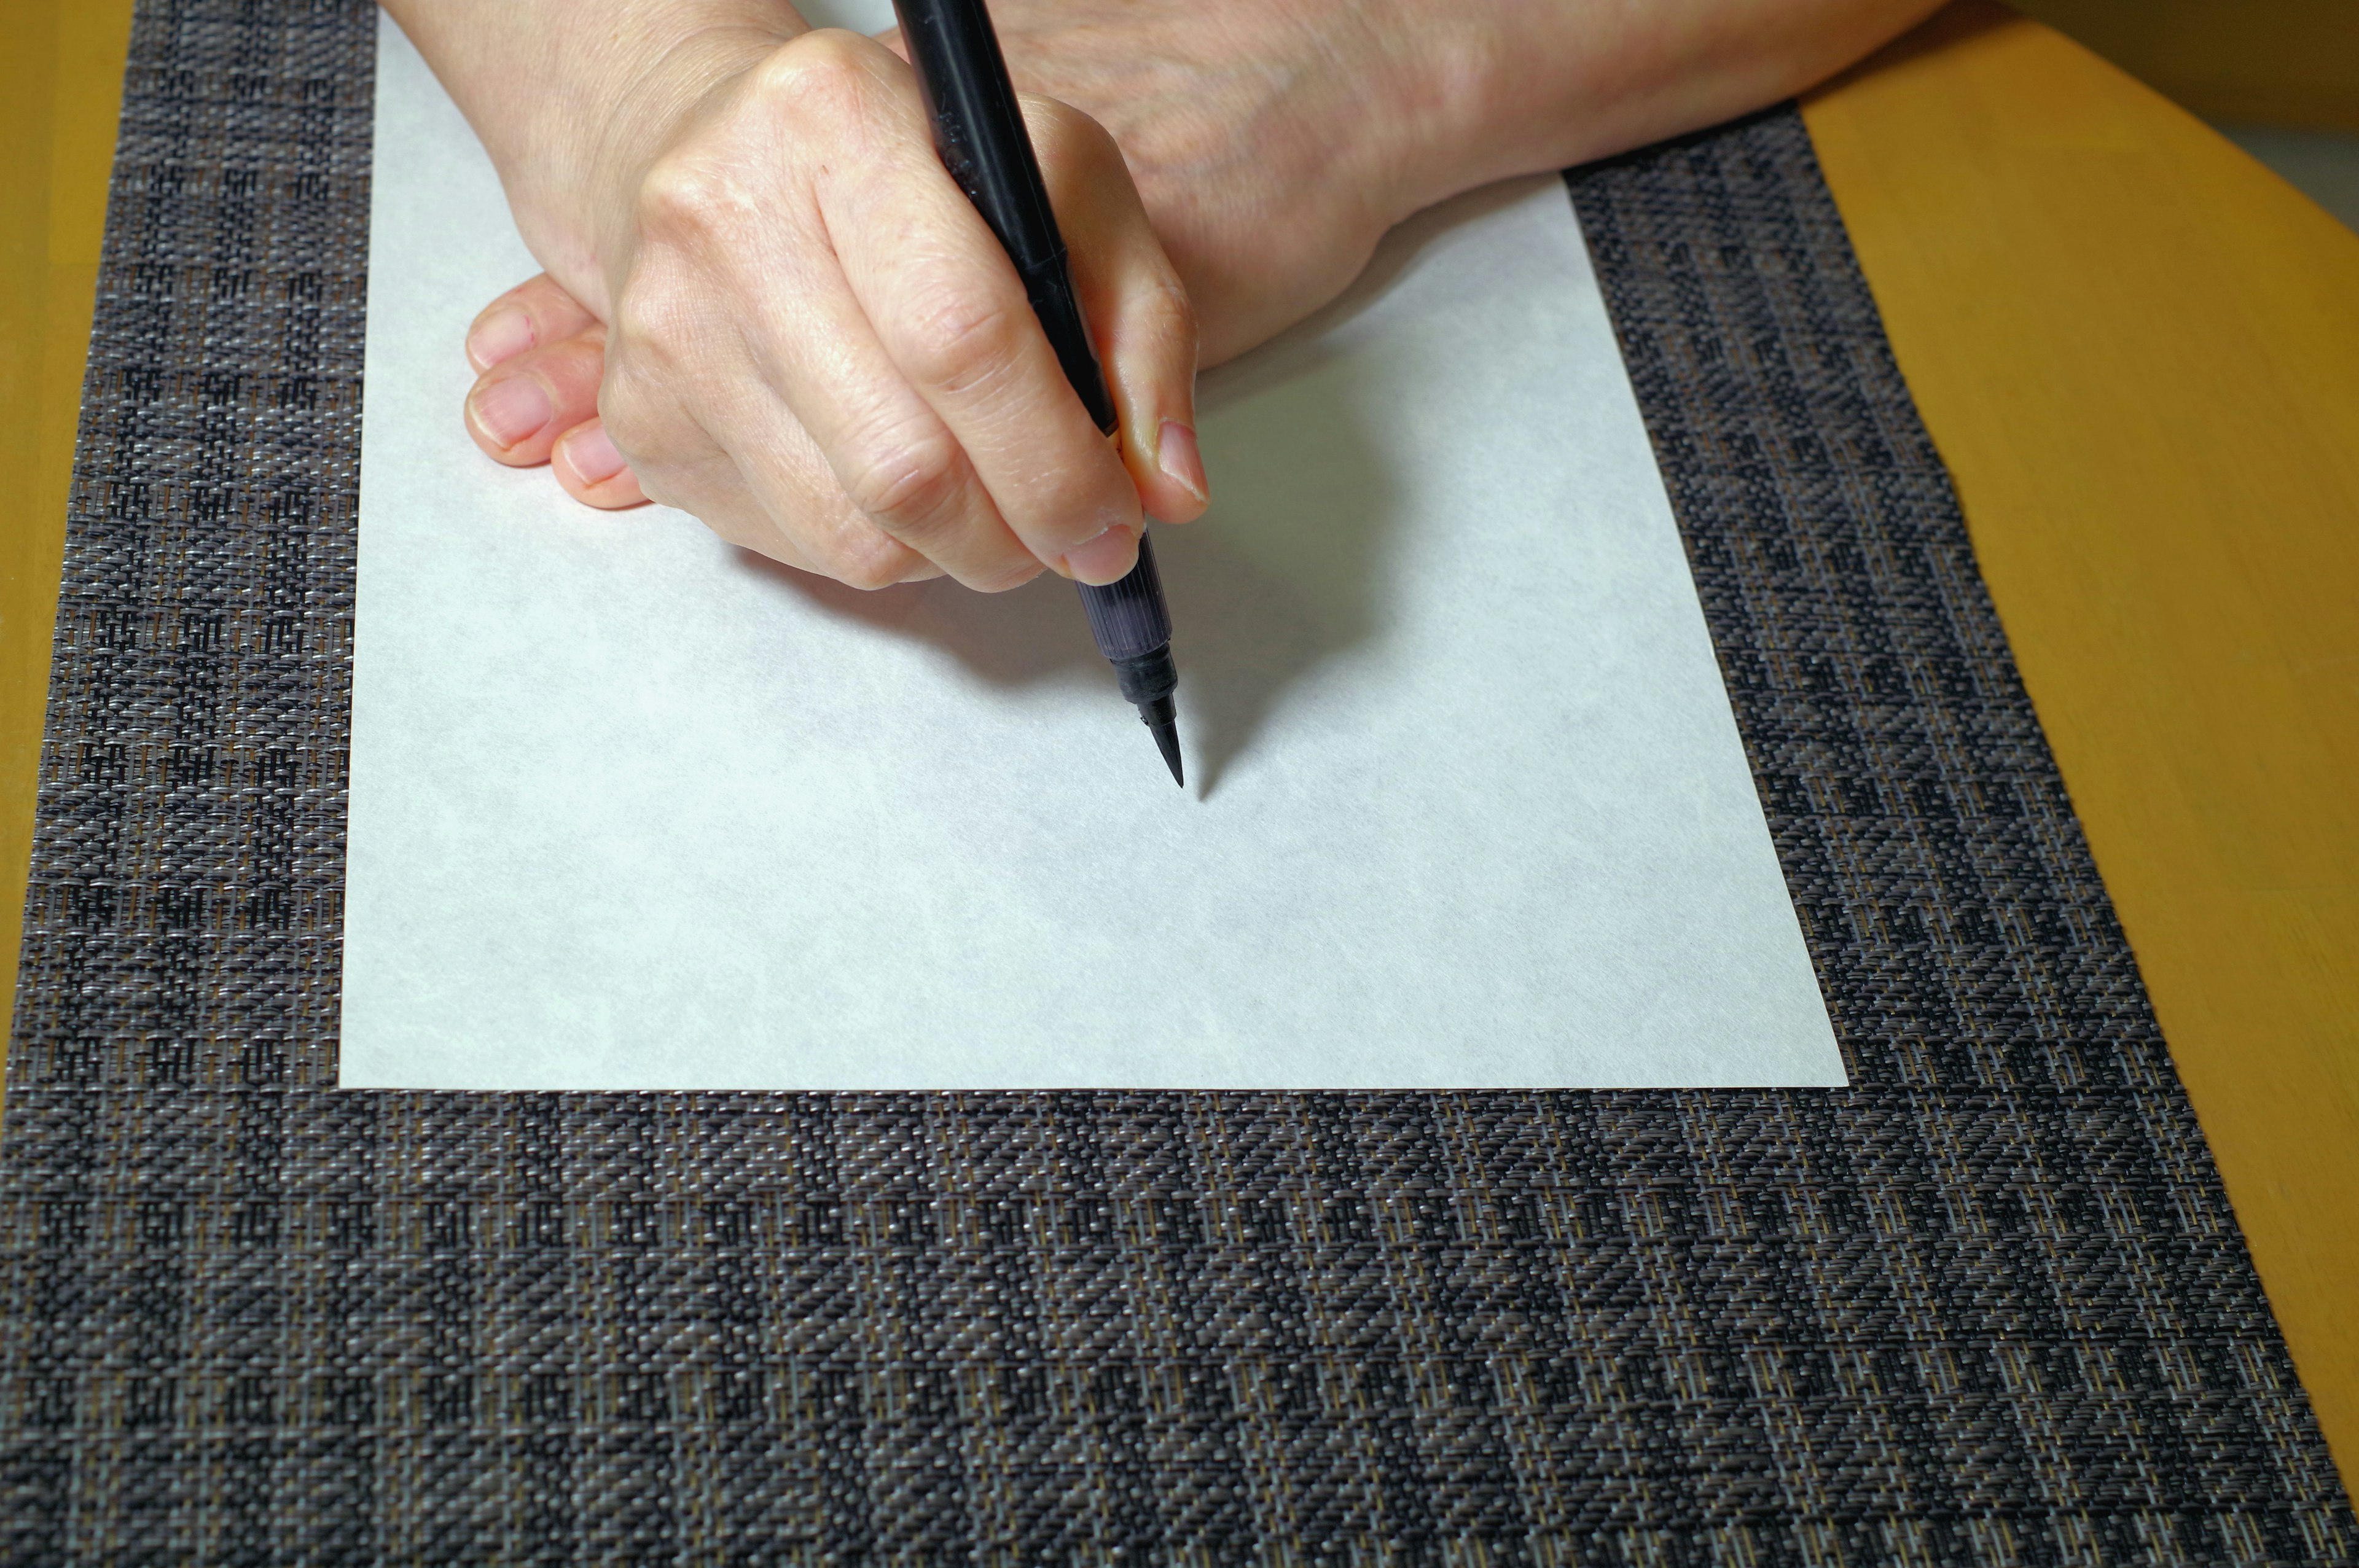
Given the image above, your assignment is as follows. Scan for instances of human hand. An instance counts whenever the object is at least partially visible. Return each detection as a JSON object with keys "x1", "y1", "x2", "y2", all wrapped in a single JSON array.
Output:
[
  {"x1": 426, "y1": 0, "x2": 1944, "y2": 561},
  {"x1": 448, "y1": 0, "x2": 1468, "y2": 555},
  {"x1": 449, "y1": 21, "x2": 1206, "y2": 590}
]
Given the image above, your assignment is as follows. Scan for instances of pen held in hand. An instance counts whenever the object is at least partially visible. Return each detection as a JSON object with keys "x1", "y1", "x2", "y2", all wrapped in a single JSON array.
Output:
[{"x1": 890, "y1": 0, "x2": 1186, "y2": 787}]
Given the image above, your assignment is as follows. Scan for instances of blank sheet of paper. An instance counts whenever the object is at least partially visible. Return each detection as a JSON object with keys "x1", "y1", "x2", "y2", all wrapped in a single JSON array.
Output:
[{"x1": 341, "y1": 12, "x2": 1844, "y2": 1091}]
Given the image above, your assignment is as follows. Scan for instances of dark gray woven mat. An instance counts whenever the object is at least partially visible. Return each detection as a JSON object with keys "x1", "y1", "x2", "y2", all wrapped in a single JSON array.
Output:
[{"x1": 5, "y1": 0, "x2": 2354, "y2": 1561}]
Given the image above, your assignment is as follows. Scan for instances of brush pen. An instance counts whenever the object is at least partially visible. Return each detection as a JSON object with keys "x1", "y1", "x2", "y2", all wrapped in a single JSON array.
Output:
[{"x1": 890, "y1": 0, "x2": 1186, "y2": 786}]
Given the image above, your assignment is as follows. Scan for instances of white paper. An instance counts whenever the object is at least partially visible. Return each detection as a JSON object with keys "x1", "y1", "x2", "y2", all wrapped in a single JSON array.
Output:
[{"x1": 342, "y1": 9, "x2": 1844, "y2": 1091}]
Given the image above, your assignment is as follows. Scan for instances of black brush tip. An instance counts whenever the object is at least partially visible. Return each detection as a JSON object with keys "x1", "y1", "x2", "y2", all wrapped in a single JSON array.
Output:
[{"x1": 1140, "y1": 693, "x2": 1183, "y2": 787}]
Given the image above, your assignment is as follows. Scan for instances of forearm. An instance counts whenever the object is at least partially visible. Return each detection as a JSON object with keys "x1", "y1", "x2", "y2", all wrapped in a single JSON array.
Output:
[
  {"x1": 378, "y1": 0, "x2": 805, "y2": 310},
  {"x1": 420, "y1": 0, "x2": 1952, "y2": 566},
  {"x1": 386, "y1": 0, "x2": 1939, "y2": 319},
  {"x1": 1387, "y1": 0, "x2": 1947, "y2": 211}
]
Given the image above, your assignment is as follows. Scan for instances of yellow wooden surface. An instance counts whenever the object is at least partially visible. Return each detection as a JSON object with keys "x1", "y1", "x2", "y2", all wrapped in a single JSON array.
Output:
[
  {"x1": 2017, "y1": 0, "x2": 2359, "y2": 132},
  {"x1": 2, "y1": 0, "x2": 2354, "y2": 1504},
  {"x1": 0, "y1": 0, "x2": 137, "y2": 1083},
  {"x1": 1805, "y1": 0, "x2": 2359, "y2": 1491}
]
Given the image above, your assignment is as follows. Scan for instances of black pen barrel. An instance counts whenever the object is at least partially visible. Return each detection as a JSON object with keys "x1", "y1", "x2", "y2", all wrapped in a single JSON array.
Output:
[
  {"x1": 891, "y1": 0, "x2": 1117, "y2": 432},
  {"x1": 891, "y1": 0, "x2": 1185, "y2": 784}
]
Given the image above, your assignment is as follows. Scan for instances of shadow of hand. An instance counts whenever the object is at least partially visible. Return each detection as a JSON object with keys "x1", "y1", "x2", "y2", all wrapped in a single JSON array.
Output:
[{"x1": 714, "y1": 182, "x2": 1547, "y2": 795}]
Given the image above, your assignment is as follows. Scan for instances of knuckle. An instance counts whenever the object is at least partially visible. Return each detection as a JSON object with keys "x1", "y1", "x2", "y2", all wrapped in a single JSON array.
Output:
[
  {"x1": 823, "y1": 529, "x2": 918, "y2": 592},
  {"x1": 636, "y1": 472, "x2": 684, "y2": 512},
  {"x1": 635, "y1": 153, "x2": 740, "y2": 241},
  {"x1": 592, "y1": 361, "x2": 651, "y2": 434},
  {"x1": 754, "y1": 30, "x2": 871, "y2": 119},
  {"x1": 590, "y1": 373, "x2": 681, "y2": 471},
  {"x1": 841, "y1": 430, "x2": 964, "y2": 534},
  {"x1": 608, "y1": 287, "x2": 659, "y2": 351},
  {"x1": 596, "y1": 404, "x2": 651, "y2": 462},
  {"x1": 901, "y1": 288, "x2": 1028, "y2": 397},
  {"x1": 608, "y1": 278, "x2": 694, "y2": 370},
  {"x1": 608, "y1": 297, "x2": 656, "y2": 362}
]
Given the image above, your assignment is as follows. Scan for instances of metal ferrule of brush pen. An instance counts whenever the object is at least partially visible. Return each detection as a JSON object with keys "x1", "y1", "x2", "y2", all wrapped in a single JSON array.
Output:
[{"x1": 890, "y1": 0, "x2": 1186, "y2": 785}]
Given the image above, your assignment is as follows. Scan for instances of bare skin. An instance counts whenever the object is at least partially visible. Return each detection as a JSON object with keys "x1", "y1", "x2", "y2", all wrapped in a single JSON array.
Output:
[{"x1": 384, "y1": 0, "x2": 1941, "y2": 588}]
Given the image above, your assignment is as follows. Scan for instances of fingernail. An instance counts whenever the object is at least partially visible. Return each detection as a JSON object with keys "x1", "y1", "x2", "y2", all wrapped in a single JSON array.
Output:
[
  {"x1": 563, "y1": 424, "x2": 628, "y2": 484},
  {"x1": 468, "y1": 306, "x2": 536, "y2": 367},
  {"x1": 1062, "y1": 523, "x2": 1140, "y2": 586},
  {"x1": 470, "y1": 376, "x2": 552, "y2": 448},
  {"x1": 1157, "y1": 419, "x2": 1207, "y2": 505}
]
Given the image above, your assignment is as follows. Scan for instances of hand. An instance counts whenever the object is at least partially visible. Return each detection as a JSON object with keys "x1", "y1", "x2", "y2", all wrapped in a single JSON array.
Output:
[
  {"x1": 421, "y1": 0, "x2": 1944, "y2": 569},
  {"x1": 447, "y1": 0, "x2": 1467, "y2": 561},
  {"x1": 446, "y1": 21, "x2": 1207, "y2": 589}
]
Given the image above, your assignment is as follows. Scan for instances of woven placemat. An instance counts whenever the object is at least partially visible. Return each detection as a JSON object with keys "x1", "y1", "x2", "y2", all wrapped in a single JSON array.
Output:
[{"x1": 4, "y1": 1, "x2": 2353, "y2": 1561}]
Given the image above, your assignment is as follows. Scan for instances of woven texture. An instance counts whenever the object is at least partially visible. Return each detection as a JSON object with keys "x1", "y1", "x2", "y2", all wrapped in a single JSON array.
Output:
[{"x1": 4, "y1": 1, "x2": 2354, "y2": 1561}]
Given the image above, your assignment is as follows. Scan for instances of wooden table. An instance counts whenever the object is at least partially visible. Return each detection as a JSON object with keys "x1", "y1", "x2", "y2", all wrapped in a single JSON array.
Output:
[
  {"x1": 1803, "y1": 1, "x2": 2359, "y2": 1488},
  {"x1": 5, "y1": 0, "x2": 2354, "y2": 1496}
]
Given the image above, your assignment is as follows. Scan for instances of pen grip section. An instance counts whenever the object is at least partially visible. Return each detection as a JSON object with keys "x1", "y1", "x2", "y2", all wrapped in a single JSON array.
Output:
[{"x1": 1076, "y1": 532, "x2": 1171, "y2": 661}]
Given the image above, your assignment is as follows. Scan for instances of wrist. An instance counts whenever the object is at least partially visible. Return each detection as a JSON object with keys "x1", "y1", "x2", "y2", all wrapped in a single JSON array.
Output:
[
  {"x1": 1345, "y1": 0, "x2": 1544, "y2": 220},
  {"x1": 395, "y1": 0, "x2": 804, "y2": 316},
  {"x1": 1371, "y1": 0, "x2": 1953, "y2": 205}
]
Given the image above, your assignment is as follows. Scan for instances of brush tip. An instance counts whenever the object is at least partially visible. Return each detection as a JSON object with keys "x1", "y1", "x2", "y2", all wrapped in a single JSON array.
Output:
[
  {"x1": 1151, "y1": 717, "x2": 1184, "y2": 787},
  {"x1": 1138, "y1": 694, "x2": 1184, "y2": 787}
]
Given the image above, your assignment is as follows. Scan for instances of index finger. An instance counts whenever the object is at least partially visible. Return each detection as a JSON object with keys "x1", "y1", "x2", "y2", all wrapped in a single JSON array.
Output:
[{"x1": 810, "y1": 47, "x2": 1145, "y2": 580}]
